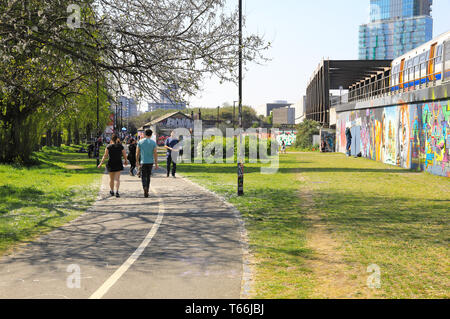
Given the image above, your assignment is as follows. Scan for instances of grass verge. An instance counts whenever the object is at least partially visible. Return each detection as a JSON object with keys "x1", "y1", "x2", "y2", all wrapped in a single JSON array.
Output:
[
  {"x1": 0, "y1": 145, "x2": 103, "y2": 256},
  {"x1": 178, "y1": 153, "x2": 450, "y2": 298}
]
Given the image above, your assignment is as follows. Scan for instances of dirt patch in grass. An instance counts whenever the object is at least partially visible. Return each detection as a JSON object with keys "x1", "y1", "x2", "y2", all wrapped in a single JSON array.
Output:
[
  {"x1": 297, "y1": 174, "x2": 379, "y2": 299},
  {"x1": 64, "y1": 165, "x2": 84, "y2": 170}
]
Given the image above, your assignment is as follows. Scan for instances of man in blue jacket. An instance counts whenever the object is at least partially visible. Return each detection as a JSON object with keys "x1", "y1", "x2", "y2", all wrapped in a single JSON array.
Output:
[{"x1": 164, "y1": 131, "x2": 179, "y2": 178}]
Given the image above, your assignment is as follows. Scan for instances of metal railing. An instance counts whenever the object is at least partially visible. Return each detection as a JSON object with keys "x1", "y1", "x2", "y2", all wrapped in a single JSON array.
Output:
[
  {"x1": 345, "y1": 45, "x2": 450, "y2": 104},
  {"x1": 348, "y1": 57, "x2": 448, "y2": 103}
]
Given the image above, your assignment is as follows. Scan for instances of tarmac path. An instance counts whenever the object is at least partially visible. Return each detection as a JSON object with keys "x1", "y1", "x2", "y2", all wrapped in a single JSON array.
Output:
[{"x1": 0, "y1": 167, "x2": 246, "y2": 299}]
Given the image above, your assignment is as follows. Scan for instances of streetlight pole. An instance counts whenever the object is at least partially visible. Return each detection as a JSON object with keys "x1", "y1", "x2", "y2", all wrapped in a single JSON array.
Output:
[
  {"x1": 217, "y1": 106, "x2": 220, "y2": 127},
  {"x1": 95, "y1": 45, "x2": 100, "y2": 167},
  {"x1": 237, "y1": 0, "x2": 244, "y2": 196},
  {"x1": 233, "y1": 101, "x2": 237, "y2": 129},
  {"x1": 238, "y1": 0, "x2": 242, "y2": 132},
  {"x1": 96, "y1": 70, "x2": 100, "y2": 166},
  {"x1": 120, "y1": 101, "x2": 123, "y2": 138}
]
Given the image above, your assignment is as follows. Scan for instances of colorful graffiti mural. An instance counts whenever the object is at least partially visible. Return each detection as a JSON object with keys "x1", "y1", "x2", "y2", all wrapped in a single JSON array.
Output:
[
  {"x1": 320, "y1": 129, "x2": 336, "y2": 153},
  {"x1": 276, "y1": 131, "x2": 297, "y2": 147},
  {"x1": 336, "y1": 99, "x2": 450, "y2": 177}
]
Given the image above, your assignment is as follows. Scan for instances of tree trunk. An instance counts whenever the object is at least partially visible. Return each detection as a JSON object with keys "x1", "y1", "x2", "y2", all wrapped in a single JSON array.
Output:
[
  {"x1": 86, "y1": 124, "x2": 92, "y2": 144},
  {"x1": 74, "y1": 120, "x2": 80, "y2": 145},
  {"x1": 46, "y1": 129, "x2": 52, "y2": 146},
  {"x1": 57, "y1": 130, "x2": 62, "y2": 147},
  {"x1": 0, "y1": 108, "x2": 43, "y2": 163},
  {"x1": 52, "y1": 130, "x2": 58, "y2": 146},
  {"x1": 67, "y1": 124, "x2": 72, "y2": 146}
]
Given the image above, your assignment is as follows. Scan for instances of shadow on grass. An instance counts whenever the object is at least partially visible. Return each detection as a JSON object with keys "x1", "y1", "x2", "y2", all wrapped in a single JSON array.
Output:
[
  {"x1": 179, "y1": 163, "x2": 422, "y2": 175},
  {"x1": 0, "y1": 147, "x2": 101, "y2": 247},
  {"x1": 0, "y1": 183, "x2": 93, "y2": 247},
  {"x1": 27, "y1": 148, "x2": 101, "y2": 175},
  {"x1": 314, "y1": 190, "x2": 449, "y2": 245}
]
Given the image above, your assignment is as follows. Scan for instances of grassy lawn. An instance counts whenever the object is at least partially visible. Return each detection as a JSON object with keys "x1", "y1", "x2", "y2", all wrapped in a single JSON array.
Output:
[
  {"x1": 177, "y1": 152, "x2": 450, "y2": 299},
  {"x1": 0, "y1": 145, "x2": 103, "y2": 256}
]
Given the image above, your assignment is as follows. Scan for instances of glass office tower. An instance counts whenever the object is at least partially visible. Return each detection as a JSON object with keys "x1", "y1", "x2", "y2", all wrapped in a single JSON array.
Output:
[{"x1": 359, "y1": 0, "x2": 433, "y2": 60}]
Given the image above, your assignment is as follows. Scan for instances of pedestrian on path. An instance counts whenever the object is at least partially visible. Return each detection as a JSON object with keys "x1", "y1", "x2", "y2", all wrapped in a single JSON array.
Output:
[
  {"x1": 98, "y1": 134, "x2": 128, "y2": 198},
  {"x1": 164, "y1": 130, "x2": 179, "y2": 178},
  {"x1": 345, "y1": 127, "x2": 352, "y2": 157},
  {"x1": 280, "y1": 140, "x2": 286, "y2": 154},
  {"x1": 136, "y1": 129, "x2": 159, "y2": 198},
  {"x1": 128, "y1": 138, "x2": 137, "y2": 176}
]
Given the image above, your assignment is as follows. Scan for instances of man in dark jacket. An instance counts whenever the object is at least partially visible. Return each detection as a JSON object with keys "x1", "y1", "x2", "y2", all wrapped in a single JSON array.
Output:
[
  {"x1": 164, "y1": 131, "x2": 179, "y2": 178},
  {"x1": 128, "y1": 139, "x2": 137, "y2": 176}
]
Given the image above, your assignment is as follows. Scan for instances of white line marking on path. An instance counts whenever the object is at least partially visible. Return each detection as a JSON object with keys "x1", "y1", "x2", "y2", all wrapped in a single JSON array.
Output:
[{"x1": 89, "y1": 188, "x2": 165, "y2": 299}]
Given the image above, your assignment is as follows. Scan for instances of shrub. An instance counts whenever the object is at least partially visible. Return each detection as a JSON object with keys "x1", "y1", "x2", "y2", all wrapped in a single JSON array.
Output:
[{"x1": 295, "y1": 119, "x2": 320, "y2": 149}]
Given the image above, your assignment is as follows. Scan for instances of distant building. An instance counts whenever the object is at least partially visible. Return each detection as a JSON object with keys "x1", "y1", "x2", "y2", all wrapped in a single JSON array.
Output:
[
  {"x1": 272, "y1": 106, "x2": 295, "y2": 125},
  {"x1": 118, "y1": 96, "x2": 138, "y2": 118},
  {"x1": 148, "y1": 84, "x2": 187, "y2": 112},
  {"x1": 293, "y1": 96, "x2": 307, "y2": 124},
  {"x1": 359, "y1": 0, "x2": 433, "y2": 60},
  {"x1": 265, "y1": 100, "x2": 292, "y2": 117},
  {"x1": 138, "y1": 111, "x2": 193, "y2": 146}
]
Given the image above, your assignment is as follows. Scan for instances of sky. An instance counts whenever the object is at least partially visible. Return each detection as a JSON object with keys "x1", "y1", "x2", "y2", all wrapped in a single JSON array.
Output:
[{"x1": 184, "y1": 0, "x2": 450, "y2": 115}]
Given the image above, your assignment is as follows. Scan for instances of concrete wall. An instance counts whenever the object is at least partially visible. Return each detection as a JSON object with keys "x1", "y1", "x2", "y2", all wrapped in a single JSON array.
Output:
[
  {"x1": 273, "y1": 107, "x2": 295, "y2": 125},
  {"x1": 336, "y1": 99, "x2": 450, "y2": 177}
]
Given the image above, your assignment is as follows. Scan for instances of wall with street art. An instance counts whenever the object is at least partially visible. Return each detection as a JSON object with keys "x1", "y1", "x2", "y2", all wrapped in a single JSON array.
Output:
[
  {"x1": 276, "y1": 131, "x2": 297, "y2": 146},
  {"x1": 320, "y1": 129, "x2": 336, "y2": 153},
  {"x1": 336, "y1": 99, "x2": 450, "y2": 177}
]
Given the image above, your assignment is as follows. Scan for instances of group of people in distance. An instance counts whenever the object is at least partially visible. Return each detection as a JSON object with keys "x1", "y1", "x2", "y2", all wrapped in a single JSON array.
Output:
[{"x1": 98, "y1": 129, "x2": 179, "y2": 198}]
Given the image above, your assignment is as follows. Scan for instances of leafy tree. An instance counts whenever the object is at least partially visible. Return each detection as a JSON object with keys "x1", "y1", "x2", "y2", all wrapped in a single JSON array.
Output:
[
  {"x1": 0, "y1": 0, "x2": 268, "y2": 163},
  {"x1": 295, "y1": 119, "x2": 320, "y2": 149}
]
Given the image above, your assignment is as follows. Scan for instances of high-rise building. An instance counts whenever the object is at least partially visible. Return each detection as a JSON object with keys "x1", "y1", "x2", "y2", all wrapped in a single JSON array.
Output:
[
  {"x1": 359, "y1": 0, "x2": 433, "y2": 60},
  {"x1": 265, "y1": 101, "x2": 292, "y2": 117},
  {"x1": 147, "y1": 84, "x2": 187, "y2": 112},
  {"x1": 118, "y1": 96, "x2": 138, "y2": 118}
]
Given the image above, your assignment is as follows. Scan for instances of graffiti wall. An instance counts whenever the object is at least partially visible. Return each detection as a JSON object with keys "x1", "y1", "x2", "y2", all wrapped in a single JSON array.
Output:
[
  {"x1": 320, "y1": 129, "x2": 336, "y2": 152},
  {"x1": 336, "y1": 99, "x2": 450, "y2": 177},
  {"x1": 276, "y1": 131, "x2": 297, "y2": 146}
]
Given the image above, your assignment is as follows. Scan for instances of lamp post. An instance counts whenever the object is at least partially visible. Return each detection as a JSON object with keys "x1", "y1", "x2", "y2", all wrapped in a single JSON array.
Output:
[
  {"x1": 95, "y1": 45, "x2": 100, "y2": 166},
  {"x1": 217, "y1": 106, "x2": 220, "y2": 127},
  {"x1": 237, "y1": 0, "x2": 244, "y2": 196},
  {"x1": 96, "y1": 70, "x2": 100, "y2": 166},
  {"x1": 233, "y1": 101, "x2": 238, "y2": 129}
]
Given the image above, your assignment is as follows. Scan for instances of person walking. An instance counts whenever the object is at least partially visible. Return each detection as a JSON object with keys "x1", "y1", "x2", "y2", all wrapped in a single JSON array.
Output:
[
  {"x1": 164, "y1": 131, "x2": 179, "y2": 178},
  {"x1": 280, "y1": 140, "x2": 286, "y2": 154},
  {"x1": 98, "y1": 134, "x2": 128, "y2": 198},
  {"x1": 345, "y1": 127, "x2": 352, "y2": 157},
  {"x1": 128, "y1": 138, "x2": 137, "y2": 176},
  {"x1": 136, "y1": 129, "x2": 159, "y2": 198}
]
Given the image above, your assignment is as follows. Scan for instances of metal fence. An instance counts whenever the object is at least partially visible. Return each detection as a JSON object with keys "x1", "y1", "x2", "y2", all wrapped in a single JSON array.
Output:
[{"x1": 346, "y1": 40, "x2": 450, "y2": 103}]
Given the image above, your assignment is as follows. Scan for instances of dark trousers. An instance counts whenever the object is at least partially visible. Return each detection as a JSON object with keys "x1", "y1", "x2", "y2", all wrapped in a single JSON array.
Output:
[
  {"x1": 167, "y1": 155, "x2": 176, "y2": 176},
  {"x1": 346, "y1": 139, "x2": 352, "y2": 156},
  {"x1": 129, "y1": 158, "x2": 136, "y2": 175},
  {"x1": 141, "y1": 164, "x2": 153, "y2": 189}
]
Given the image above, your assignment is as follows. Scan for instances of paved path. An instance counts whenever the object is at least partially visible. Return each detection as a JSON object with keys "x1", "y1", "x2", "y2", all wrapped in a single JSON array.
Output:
[{"x1": 0, "y1": 167, "x2": 246, "y2": 299}]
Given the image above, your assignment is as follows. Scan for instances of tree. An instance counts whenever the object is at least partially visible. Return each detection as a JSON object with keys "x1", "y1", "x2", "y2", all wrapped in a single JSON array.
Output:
[
  {"x1": 295, "y1": 119, "x2": 320, "y2": 149},
  {"x1": 0, "y1": 0, "x2": 268, "y2": 163}
]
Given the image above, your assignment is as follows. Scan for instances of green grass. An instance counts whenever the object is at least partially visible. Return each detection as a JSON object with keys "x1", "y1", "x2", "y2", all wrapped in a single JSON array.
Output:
[
  {"x1": 178, "y1": 153, "x2": 450, "y2": 299},
  {"x1": 178, "y1": 157, "x2": 315, "y2": 298},
  {"x1": 0, "y1": 145, "x2": 103, "y2": 256},
  {"x1": 300, "y1": 153, "x2": 450, "y2": 299}
]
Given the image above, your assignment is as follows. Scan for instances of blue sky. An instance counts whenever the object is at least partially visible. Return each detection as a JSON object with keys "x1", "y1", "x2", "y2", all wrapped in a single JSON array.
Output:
[{"x1": 188, "y1": 0, "x2": 450, "y2": 115}]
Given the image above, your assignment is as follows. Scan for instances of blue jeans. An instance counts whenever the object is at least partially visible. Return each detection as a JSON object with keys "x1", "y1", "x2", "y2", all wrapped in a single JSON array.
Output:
[{"x1": 346, "y1": 140, "x2": 352, "y2": 156}]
